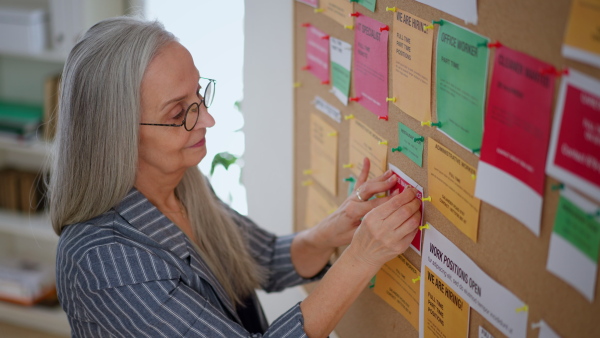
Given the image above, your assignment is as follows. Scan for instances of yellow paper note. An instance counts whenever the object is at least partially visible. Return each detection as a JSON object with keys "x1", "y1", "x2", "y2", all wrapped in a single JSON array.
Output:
[
  {"x1": 305, "y1": 185, "x2": 338, "y2": 229},
  {"x1": 563, "y1": 0, "x2": 600, "y2": 67},
  {"x1": 348, "y1": 119, "x2": 387, "y2": 179},
  {"x1": 310, "y1": 114, "x2": 338, "y2": 195},
  {"x1": 373, "y1": 255, "x2": 420, "y2": 330},
  {"x1": 320, "y1": 0, "x2": 354, "y2": 27},
  {"x1": 427, "y1": 139, "x2": 481, "y2": 241},
  {"x1": 392, "y1": 11, "x2": 434, "y2": 122},
  {"x1": 424, "y1": 267, "x2": 470, "y2": 338}
]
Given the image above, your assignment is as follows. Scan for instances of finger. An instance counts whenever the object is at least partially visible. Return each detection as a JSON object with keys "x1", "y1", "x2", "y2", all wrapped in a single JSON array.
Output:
[
  {"x1": 355, "y1": 157, "x2": 371, "y2": 187},
  {"x1": 370, "y1": 187, "x2": 419, "y2": 220},
  {"x1": 391, "y1": 208, "x2": 421, "y2": 235},
  {"x1": 356, "y1": 175, "x2": 397, "y2": 200},
  {"x1": 386, "y1": 198, "x2": 421, "y2": 231}
]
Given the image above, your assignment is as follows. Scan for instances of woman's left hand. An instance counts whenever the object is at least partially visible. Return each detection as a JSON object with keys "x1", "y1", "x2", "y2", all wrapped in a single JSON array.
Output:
[{"x1": 315, "y1": 157, "x2": 399, "y2": 249}]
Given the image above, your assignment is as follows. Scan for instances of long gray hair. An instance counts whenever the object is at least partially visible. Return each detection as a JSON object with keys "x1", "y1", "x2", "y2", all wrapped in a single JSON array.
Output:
[{"x1": 48, "y1": 16, "x2": 265, "y2": 305}]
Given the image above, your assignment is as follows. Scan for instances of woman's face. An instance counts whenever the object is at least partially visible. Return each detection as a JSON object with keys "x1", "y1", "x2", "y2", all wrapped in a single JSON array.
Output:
[{"x1": 138, "y1": 42, "x2": 215, "y2": 176}]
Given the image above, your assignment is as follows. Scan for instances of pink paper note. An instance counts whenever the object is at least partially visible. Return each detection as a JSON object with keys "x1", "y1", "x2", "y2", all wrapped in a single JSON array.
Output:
[
  {"x1": 306, "y1": 26, "x2": 330, "y2": 83},
  {"x1": 353, "y1": 15, "x2": 389, "y2": 118}
]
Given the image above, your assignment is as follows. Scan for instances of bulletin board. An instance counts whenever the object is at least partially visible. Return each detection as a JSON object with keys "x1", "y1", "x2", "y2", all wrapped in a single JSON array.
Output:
[{"x1": 292, "y1": 0, "x2": 600, "y2": 337}]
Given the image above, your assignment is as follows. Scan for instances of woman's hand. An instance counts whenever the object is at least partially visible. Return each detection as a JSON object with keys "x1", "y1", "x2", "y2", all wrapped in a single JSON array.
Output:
[
  {"x1": 314, "y1": 157, "x2": 399, "y2": 249},
  {"x1": 347, "y1": 187, "x2": 421, "y2": 268}
]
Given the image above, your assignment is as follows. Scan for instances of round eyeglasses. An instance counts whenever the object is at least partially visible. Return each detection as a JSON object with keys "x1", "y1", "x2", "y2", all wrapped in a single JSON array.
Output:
[{"x1": 140, "y1": 77, "x2": 216, "y2": 131}]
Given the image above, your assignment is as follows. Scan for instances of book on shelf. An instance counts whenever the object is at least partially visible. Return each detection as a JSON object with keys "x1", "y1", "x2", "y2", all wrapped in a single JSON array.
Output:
[
  {"x1": 0, "y1": 168, "x2": 45, "y2": 213},
  {"x1": 0, "y1": 257, "x2": 56, "y2": 306},
  {"x1": 0, "y1": 100, "x2": 43, "y2": 139},
  {"x1": 43, "y1": 73, "x2": 61, "y2": 141}
]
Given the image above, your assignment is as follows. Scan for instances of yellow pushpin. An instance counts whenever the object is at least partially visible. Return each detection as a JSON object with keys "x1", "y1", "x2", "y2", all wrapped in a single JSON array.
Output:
[
  {"x1": 328, "y1": 209, "x2": 336, "y2": 214},
  {"x1": 421, "y1": 121, "x2": 442, "y2": 127},
  {"x1": 303, "y1": 169, "x2": 313, "y2": 175},
  {"x1": 419, "y1": 224, "x2": 430, "y2": 231},
  {"x1": 386, "y1": 7, "x2": 398, "y2": 12},
  {"x1": 424, "y1": 25, "x2": 434, "y2": 30},
  {"x1": 314, "y1": 8, "x2": 324, "y2": 13},
  {"x1": 343, "y1": 163, "x2": 354, "y2": 168},
  {"x1": 378, "y1": 140, "x2": 388, "y2": 145},
  {"x1": 412, "y1": 276, "x2": 420, "y2": 283},
  {"x1": 293, "y1": 82, "x2": 302, "y2": 88},
  {"x1": 302, "y1": 180, "x2": 313, "y2": 187},
  {"x1": 422, "y1": 196, "x2": 432, "y2": 202},
  {"x1": 386, "y1": 97, "x2": 397, "y2": 102},
  {"x1": 344, "y1": 25, "x2": 354, "y2": 30},
  {"x1": 515, "y1": 305, "x2": 528, "y2": 313},
  {"x1": 421, "y1": 121, "x2": 432, "y2": 126},
  {"x1": 471, "y1": 174, "x2": 476, "y2": 180},
  {"x1": 344, "y1": 114, "x2": 355, "y2": 120},
  {"x1": 328, "y1": 131, "x2": 338, "y2": 137}
]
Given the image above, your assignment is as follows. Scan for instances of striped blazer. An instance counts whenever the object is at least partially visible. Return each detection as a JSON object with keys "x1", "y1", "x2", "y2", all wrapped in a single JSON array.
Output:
[{"x1": 56, "y1": 188, "x2": 327, "y2": 337}]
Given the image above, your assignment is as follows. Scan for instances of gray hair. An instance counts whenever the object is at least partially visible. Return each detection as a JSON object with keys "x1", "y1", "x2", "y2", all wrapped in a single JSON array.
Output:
[{"x1": 49, "y1": 16, "x2": 264, "y2": 305}]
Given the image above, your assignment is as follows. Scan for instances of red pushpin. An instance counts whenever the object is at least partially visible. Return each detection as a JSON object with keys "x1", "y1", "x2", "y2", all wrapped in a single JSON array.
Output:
[
  {"x1": 488, "y1": 41, "x2": 502, "y2": 48},
  {"x1": 302, "y1": 65, "x2": 311, "y2": 71},
  {"x1": 321, "y1": 80, "x2": 330, "y2": 85},
  {"x1": 378, "y1": 116, "x2": 389, "y2": 121},
  {"x1": 540, "y1": 66, "x2": 568, "y2": 76},
  {"x1": 380, "y1": 25, "x2": 390, "y2": 32},
  {"x1": 301, "y1": 23, "x2": 311, "y2": 28},
  {"x1": 349, "y1": 97, "x2": 361, "y2": 102},
  {"x1": 321, "y1": 35, "x2": 330, "y2": 40},
  {"x1": 350, "y1": 12, "x2": 361, "y2": 17}
]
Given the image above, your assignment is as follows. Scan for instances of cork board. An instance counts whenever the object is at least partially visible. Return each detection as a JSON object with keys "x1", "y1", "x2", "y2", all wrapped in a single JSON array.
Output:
[{"x1": 293, "y1": 0, "x2": 600, "y2": 337}]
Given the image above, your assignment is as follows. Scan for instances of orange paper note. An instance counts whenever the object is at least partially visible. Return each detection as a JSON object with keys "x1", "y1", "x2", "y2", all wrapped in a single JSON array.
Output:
[
  {"x1": 305, "y1": 185, "x2": 338, "y2": 229},
  {"x1": 320, "y1": 0, "x2": 354, "y2": 27},
  {"x1": 424, "y1": 267, "x2": 470, "y2": 338},
  {"x1": 310, "y1": 114, "x2": 338, "y2": 195},
  {"x1": 348, "y1": 119, "x2": 387, "y2": 179}
]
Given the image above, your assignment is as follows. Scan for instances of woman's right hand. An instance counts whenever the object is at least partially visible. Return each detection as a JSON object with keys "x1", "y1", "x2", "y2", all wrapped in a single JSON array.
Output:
[{"x1": 346, "y1": 187, "x2": 421, "y2": 269}]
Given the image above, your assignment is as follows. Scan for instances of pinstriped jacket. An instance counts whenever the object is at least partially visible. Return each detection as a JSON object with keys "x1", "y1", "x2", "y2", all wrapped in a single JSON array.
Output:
[{"x1": 56, "y1": 188, "x2": 328, "y2": 337}]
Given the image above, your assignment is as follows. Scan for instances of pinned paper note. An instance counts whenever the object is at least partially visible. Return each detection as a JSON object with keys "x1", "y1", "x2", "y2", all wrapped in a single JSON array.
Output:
[
  {"x1": 413, "y1": 0, "x2": 478, "y2": 24},
  {"x1": 330, "y1": 38, "x2": 352, "y2": 105},
  {"x1": 428, "y1": 139, "x2": 481, "y2": 241},
  {"x1": 389, "y1": 163, "x2": 424, "y2": 254},
  {"x1": 391, "y1": 11, "x2": 434, "y2": 122},
  {"x1": 309, "y1": 114, "x2": 338, "y2": 195},
  {"x1": 305, "y1": 26, "x2": 330, "y2": 83},
  {"x1": 356, "y1": 0, "x2": 376, "y2": 12},
  {"x1": 435, "y1": 20, "x2": 490, "y2": 151},
  {"x1": 547, "y1": 187, "x2": 600, "y2": 302},
  {"x1": 546, "y1": 69, "x2": 600, "y2": 201},
  {"x1": 320, "y1": 0, "x2": 353, "y2": 27},
  {"x1": 475, "y1": 46, "x2": 555, "y2": 236},
  {"x1": 373, "y1": 255, "x2": 420, "y2": 330},
  {"x1": 314, "y1": 96, "x2": 342, "y2": 123},
  {"x1": 296, "y1": 0, "x2": 318, "y2": 7},
  {"x1": 348, "y1": 119, "x2": 387, "y2": 179},
  {"x1": 479, "y1": 326, "x2": 495, "y2": 338},
  {"x1": 562, "y1": 0, "x2": 600, "y2": 68},
  {"x1": 305, "y1": 185, "x2": 338, "y2": 229},
  {"x1": 353, "y1": 15, "x2": 389, "y2": 119},
  {"x1": 420, "y1": 224, "x2": 528, "y2": 338},
  {"x1": 398, "y1": 123, "x2": 424, "y2": 167}
]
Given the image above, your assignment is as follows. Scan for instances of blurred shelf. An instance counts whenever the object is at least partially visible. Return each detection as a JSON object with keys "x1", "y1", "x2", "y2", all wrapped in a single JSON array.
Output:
[
  {"x1": 0, "y1": 48, "x2": 67, "y2": 63},
  {"x1": 0, "y1": 210, "x2": 56, "y2": 242},
  {"x1": 0, "y1": 301, "x2": 69, "y2": 336}
]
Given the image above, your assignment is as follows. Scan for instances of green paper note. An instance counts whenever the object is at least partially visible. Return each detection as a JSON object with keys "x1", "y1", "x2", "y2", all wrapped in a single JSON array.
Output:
[
  {"x1": 332, "y1": 62, "x2": 350, "y2": 99},
  {"x1": 357, "y1": 0, "x2": 376, "y2": 12},
  {"x1": 398, "y1": 123, "x2": 424, "y2": 167},
  {"x1": 554, "y1": 195, "x2": 600, "y2": 262},
  {"x1": 347, "y1": 177, "x2": 356, "y2": 196},
  {"x1": 435, "y1": 20, "x2": 489, "y2": 150}
]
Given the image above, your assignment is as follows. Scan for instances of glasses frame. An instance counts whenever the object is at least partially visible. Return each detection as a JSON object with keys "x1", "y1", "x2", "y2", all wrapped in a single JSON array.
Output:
[{"x1": 140, "y1": 77, "x2": 216, "y2": 131}]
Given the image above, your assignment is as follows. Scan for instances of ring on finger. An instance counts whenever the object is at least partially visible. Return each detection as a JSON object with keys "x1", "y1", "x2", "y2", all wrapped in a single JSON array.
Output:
[{"x1": 356, "y1": 189, "x2": 366, "y2": 202}]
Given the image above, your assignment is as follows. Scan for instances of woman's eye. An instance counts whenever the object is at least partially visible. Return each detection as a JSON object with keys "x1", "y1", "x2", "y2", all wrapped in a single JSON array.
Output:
[{"x1": 173, "y1": 110, "x2": 185, "y2": 120}]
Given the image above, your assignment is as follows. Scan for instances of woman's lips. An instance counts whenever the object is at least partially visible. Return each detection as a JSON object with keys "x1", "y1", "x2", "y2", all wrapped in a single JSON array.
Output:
[{"x1": 190, "y1": 138, "x2": 205, "y2": 148}]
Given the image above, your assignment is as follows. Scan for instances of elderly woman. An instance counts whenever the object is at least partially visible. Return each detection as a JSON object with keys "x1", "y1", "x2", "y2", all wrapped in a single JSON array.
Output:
[{"x1": 49, "y1": 17, "x2": 421, "y2": 337}]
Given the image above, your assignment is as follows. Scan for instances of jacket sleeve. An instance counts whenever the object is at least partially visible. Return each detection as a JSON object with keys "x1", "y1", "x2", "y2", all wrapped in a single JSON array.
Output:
[{"x1": 73, "y1": 243, "x2": 309, "y2": 337}]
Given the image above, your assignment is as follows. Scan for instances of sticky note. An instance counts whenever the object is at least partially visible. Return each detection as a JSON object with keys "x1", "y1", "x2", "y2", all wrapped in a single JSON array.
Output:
[
  {"x1": 398, "y1": 123, "x2": 424, "y2": 167},
  {"x1": 356, "y1": 0, "x2": 376, "y2": 12},
  {"x1": 309, "y1": 114, "x2": 338, "y2": 195},
  {"x1": 435, "y1": 19, "x2": 489, "y2": 151}
]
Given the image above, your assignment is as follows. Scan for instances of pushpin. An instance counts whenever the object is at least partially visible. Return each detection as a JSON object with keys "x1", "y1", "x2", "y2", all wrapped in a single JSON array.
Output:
[
  {"x1": 413, "y1": 136, "x2": 424, "y2": 142},
  {"x1": 349, "y1": 96, "x2": 361, "y2": 102},
  {"x1": 419, "y1": 224, "x2": 430, "y2": 231},
  {"x1": 303, "y1": 169, "x2": 313, "y2": 175},
  {"x1": 472, "y1": 148, "x2": 481, "y2": 154},
  {"x1": 551, "y1": 183, "x2": 564, "y2": 191},
  {"x1": 343, "y1": 163, "x2": 354, "y2": 168},
  {"x1": 380, "y1": 25, "x2": 390, "y2": 32},
  {"x1": 422, "y1": 196, "x2": 432, "y2": 202},
  {"x1": 540, "y1": 66, "x2": 569, "y2": 76},
  {"x1": 378, "y1": 116, "x2": 389, "y2": 121},
  {"x1": 321, "y1": 80, "x2": 330, "y2": 85},
  {"x1": 515, "y1": 305, "x2": 528, "y2": 313},
  {"x1": 293, "y1": 82, "x2": 302, "y2": 88},
  {"x1": 302, "y1": 65, "x2": 311, "y2": 71},
  {"x1": 301, "y1": 23, "x2": 311, "y2": 28},
  {"x1": 350, "y1": 12, "x2": 361, "y2": 17},
  {"x1": 432, "y1": 20, "x2": 444, "y2": 25},
  {"x1": 344, "y1": 114, "x2": 355, "y2": 120},
  {"x1": 386, "y1": 97, "x2": 397, "y2": 102},
  {"x1": 412, "y1": 276, "x2": 421, "y2": 283},
  {"x1": 378, "y1": 140, "x2": 388, "y2": 145},
  {"x1": 350, "y1": 0, "x2": 359, "y2": 2},
  {"x1": 314, "y1": 8, "x2": 324, "y2": 13},
  {"x1": 302, "y1": 180, "x2": 314, "y2": 187},
  {"x1": 424, "y1": 25, "x2": 434, "y2": 30},
  {"x1": 421, "y1": 121, "x2": 442, "y2": 127},
  {"x1": 471, "y1": 174, "x2": 476, "y2": 180},
  {"x1": 391, "y1": 146, "x2": 403, "y2": 152},
  {"x1": 344, "y1": 177, "x2": 356, "y2": 182},
  {"x1": 344, "y1": 25, "x2": 354, "y2": 30},
  {"x1": 386, "y1": 7, "x2": 398, "y2": 12},
  {"x1": 321, "y1": 35, "x2": 330, "y2": 40},
  {"x1": 488, "y1": 41, "x2": 502, "y2": 48},
  {"x1": 327, "y1": 131, "x2": 337, "y2": 137},
  {"x1": 328, "y1": 209, "x2": 336, "y2": 214}
]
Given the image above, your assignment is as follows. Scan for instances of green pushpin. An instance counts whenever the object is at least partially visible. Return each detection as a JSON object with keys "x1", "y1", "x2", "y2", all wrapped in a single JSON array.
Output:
[
  {"x1": 413, "y1": 136, "x2": 424, "y2": 143},
  {"x1": 432, "y1": 20, "x2": 444, "y2": 25},
  {"x1": 391, "y1": 146, "x2": 403, "y2": 152},
  {"x1": 344, "y1": 177, "x2": 356, "y2": 183},
  {"x1": 551, "y1": 183, "x2": 564, "y2": 191}
]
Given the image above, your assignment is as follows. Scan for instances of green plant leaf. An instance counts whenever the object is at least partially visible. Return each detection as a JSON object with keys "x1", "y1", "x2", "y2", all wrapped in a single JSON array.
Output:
[{"x1": 210, "y1": 152, "x2": 238, "y2": 175}]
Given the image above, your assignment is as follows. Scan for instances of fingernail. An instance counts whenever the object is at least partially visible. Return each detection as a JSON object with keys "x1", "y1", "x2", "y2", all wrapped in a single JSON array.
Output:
[{"x1": 388, "y1": 176, "x2": 396, "y2": 182}]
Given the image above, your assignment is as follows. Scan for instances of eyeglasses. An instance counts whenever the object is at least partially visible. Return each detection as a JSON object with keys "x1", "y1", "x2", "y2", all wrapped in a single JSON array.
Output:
[{"x1": 140, "y1": 77, "x2": 216, "y2": 131}]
